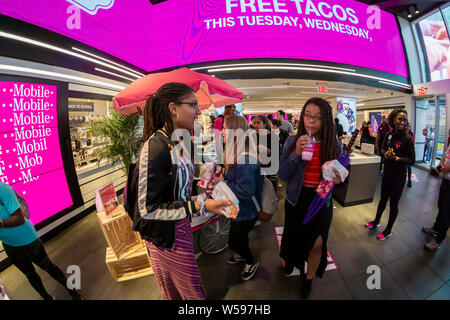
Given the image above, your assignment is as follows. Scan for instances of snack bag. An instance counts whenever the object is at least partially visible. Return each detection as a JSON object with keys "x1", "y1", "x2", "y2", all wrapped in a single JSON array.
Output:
[
  {"x1": 322, "y1": 160, "x2": 349, "y2": 182},
  {"x1": 211, "y1": 182, "x2": 239, "y2": 219}
]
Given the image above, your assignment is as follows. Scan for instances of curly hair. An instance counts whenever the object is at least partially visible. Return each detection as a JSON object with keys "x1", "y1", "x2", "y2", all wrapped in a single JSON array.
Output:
[{"x1": 388, "y1": 108, "x2": 407, "y2": 130}]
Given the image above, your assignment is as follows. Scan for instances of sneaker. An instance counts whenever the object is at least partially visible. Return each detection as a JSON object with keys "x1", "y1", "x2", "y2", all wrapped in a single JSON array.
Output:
[
  {"x1": 377, "y1": 229, "x2": 392, "y2": 240},
  {"x1": 68, "y1": 289, "x2": 82, "y2": 300},
  {"x1": 422, "y1": 226, "x2": 438, "y2": 236},
  {"x1": 300, "y1": 279, "x2": 312, "y2": 300},
  {"x1": 283, "y1": 263, "x2": 294, "y2": 275},
  {"x1": 241, "y1": 261, "x2": 260, "y2": 281},
  {"x1": 365, "y1": 220, "x2": 380, "y2": 229},
  {"x1": 227, "y1": 254, "x2": 246, "y2": 265},
  {"x1": 424, "y1": 240, "x2": 440, "y2": 252}
]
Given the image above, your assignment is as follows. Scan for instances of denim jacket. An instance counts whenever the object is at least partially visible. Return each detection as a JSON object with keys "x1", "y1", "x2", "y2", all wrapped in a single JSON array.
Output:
[
  {"x1": 225, "y1": 155, "x2": 263, "y2": 221},
  {"x1": 278, "y1": 136, "x2": 342, "y2": 207}
]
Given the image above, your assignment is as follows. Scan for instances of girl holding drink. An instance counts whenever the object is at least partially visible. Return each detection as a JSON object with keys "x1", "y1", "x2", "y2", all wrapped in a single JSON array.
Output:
[{"x1": 278, "y1": 97, "x2": 342, "y2": 299}]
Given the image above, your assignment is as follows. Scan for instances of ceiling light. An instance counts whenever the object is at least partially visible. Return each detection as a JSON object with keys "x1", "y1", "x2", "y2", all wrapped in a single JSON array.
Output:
[
  {"x1": 0, "y1": 31, "x2": 141, "y2": 79},
  {"x1": 0, "y1": 63, "x2": 125, "y2": 90},
  {"x1": 414, "y1": 5, "x2": 419, "y2": 14},
  {"x1": 95, "y1": 68, "x2": 136, "y2": 82},
  {"x1": 72, "y1": 47, "x2": 144, "y2": 77},
  {"x1": 209, "y1": 66, "x2": 411, "y2": 90},
  {"x1": 193, "y1": 62, "x2": 355, "y2": 72}
]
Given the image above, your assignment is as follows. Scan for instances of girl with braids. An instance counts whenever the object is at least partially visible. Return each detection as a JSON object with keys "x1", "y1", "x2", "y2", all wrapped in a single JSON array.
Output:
[
  {"x1": 137, "y1": 82, "x2": 230, "y2": 300},
  {"x1": 278, "y1": 97, "x2": 342, "y2": 299},
  {"x1": 365, "y1": 109, "x2": 415, "y2": 240}
]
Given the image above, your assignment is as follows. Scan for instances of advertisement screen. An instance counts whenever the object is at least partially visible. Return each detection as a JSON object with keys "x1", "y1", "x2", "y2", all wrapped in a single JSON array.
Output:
[
  {"x1": 0, "y1": 0, "x2": 407, "y2": 77},
  {"x1": 336, "y1": 97, "x2": 356, "y2": 134},
  {"x1": 369, "y1": 112, "x2": 381, "y2": 134},
  {"x1": 418, "y1": 11, "x2": 450, "y2": 81},
  {"x1": 0, "y1": 81, "x2": 73, "y2": 225}
]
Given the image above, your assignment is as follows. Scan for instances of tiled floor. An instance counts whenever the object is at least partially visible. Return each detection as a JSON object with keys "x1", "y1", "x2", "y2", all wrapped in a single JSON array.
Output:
[{"x1": 1, "y1": 168, "x2": 449, "y2": 300}]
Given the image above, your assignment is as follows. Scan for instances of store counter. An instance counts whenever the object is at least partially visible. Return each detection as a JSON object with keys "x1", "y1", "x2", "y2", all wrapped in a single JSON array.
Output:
[{"x1": 333, "y1": 150, "x2": 381, "y2": 207}]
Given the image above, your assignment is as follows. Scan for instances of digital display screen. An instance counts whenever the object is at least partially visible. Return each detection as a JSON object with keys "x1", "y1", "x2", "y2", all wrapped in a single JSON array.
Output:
[
  {"x1": 0, "y1": 0, "x2": 407, "y2": 77},
  {"x1": 0, "y1": 81, "x2": 73, "y2": 225}
]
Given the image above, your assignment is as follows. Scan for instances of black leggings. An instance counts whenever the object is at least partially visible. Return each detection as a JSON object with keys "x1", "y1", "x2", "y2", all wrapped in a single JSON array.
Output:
[
  {"x1": 228, "y1": 217, "x2": 257, "y2": 264},
  {"x1": 375, "y1": 176, "x2": 406, "y2": 232},
  {"x1": 434, "y1": 179, "x2": 450, "y2": 244},
  {"x1": 3, "y1": 239, "x2": 68, "y2": 300}
]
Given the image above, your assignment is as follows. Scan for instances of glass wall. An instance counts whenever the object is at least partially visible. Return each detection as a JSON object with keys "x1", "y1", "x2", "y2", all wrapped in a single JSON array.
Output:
[
  {"x1": 413, "y1": 4, "x2": 450, "y2": 82},
  {"x1": 68, "y1": 98, "x2": 113, "y2": 177},
  {"x1": 414, "y1": 96, "x2": 447, "y2": 170}
]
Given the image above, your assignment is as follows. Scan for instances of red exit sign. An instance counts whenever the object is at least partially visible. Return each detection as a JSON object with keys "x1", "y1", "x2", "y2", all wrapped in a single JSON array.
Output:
[
  {"x1": 418, "y1": 88, "x2": 427, "y2": 96},
  {"x1": 317, "y1": 83, "x2": 328, "y2": 93}
]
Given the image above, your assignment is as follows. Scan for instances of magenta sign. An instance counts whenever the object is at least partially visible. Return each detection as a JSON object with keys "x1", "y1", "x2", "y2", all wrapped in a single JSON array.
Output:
[
  {"x1": 0, "y1": 81, "x2": 73, "y2": 225},
  {"x1": 0, "y1": 0, "x2": 407, "y2": 77}
]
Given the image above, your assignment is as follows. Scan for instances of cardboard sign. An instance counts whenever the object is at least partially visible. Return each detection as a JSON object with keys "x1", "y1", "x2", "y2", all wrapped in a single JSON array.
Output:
[{"x1": 96, "y1": 183, "x2": 119, "y2": 216}]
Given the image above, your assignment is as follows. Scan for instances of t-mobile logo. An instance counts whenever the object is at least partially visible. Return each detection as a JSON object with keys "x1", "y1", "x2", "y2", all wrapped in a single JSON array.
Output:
[{"x1": 66, "y1": 0, "x2": 114, "y2": 15}]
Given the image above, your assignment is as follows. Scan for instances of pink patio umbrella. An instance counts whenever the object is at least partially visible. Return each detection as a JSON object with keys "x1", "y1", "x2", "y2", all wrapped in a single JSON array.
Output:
[{"x1": 113, "y1": 67, "x2": 243, "y2": 115}]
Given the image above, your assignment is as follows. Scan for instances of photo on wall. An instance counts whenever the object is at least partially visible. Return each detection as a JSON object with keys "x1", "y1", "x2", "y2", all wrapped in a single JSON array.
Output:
[
  {"x1": 336, "y1": 97, "x2": 357, "y2": 134},
  {"x1": 369, "y1": 112, "x2": 382, "y2": 135}
]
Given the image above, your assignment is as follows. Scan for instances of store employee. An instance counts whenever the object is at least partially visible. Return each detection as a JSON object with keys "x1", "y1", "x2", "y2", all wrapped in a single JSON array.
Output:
[{"x1": 0, "y1": 182, "x2": 81, "y2": 300}]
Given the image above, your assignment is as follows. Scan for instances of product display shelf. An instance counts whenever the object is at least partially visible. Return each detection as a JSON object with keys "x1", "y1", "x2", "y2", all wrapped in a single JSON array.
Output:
[{"x1": 97, "y1": 205, "x2": 153, "y2": 282}]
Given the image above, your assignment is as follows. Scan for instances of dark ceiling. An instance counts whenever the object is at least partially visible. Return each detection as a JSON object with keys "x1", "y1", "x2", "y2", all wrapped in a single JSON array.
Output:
[{"x1": 357, "y1": 0, "x2": 448, "y2": 20}]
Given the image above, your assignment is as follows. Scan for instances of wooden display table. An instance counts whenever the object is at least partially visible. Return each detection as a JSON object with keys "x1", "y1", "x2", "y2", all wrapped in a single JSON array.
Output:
[
  {"x1": 106, "y1": 240, "x2": 153, "y2": 282},
  {"x1": 97, "y1": 205, "x2": 153, "y2": 282}
]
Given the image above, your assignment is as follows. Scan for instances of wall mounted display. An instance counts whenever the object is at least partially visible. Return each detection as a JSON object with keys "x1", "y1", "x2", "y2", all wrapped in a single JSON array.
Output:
[
  {"x1": 336, "y1": 97, "x2": 356, "y2": 134},
  {"x1": 0, "y1": 80, "x2": 74, "y2": 225}
]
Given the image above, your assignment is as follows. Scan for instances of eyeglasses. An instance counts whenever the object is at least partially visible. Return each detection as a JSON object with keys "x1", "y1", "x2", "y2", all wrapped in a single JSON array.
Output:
[
  {"x1": 304, "y1": 114, "x2": 322, "y2": 122},
  {"x1": 178, "y1": 101, "x2": 200, "y2": 109}
]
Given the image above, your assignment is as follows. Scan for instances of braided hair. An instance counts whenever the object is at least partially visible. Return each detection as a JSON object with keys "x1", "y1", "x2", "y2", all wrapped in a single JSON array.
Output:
[
  {"x1": 287, "y1": 97, "x2": 339, "y2": 167},
  {"x1": 142, "y1": 82, "x2": 195, "y2": 141}
]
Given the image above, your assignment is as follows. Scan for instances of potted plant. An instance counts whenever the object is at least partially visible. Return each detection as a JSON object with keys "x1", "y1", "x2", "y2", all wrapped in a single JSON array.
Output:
[{"x1": 89, "y1": 112, "x2": 142, "y2": 175}]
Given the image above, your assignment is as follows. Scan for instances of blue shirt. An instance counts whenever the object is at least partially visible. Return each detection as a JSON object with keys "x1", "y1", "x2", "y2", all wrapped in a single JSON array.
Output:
[
  {"x1": 0, "y1": 182, "x2": 38, "y2": 247},
  {"x1": 225, "y1": 155, "x2": 263, "y2": 221}
]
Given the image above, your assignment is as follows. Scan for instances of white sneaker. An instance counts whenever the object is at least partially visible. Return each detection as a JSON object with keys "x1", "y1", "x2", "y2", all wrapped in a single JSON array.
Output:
[{"x1": 241, "y1": 261, "x2": 260, "y2": 280}]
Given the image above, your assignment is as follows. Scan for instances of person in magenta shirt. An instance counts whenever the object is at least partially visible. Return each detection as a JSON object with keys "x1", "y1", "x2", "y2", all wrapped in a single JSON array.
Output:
[{"x1": 213, "y1": 104, "x2": 236, "y2": 135}]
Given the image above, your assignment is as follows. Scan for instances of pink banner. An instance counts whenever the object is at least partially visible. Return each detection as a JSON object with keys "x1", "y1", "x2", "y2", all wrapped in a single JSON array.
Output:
[{"x1": 0, "y1": 81, "x2": 73, "y2": 225}]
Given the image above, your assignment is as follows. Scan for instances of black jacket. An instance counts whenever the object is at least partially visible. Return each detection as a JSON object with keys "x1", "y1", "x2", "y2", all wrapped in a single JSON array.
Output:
[
  {"x1": 381, "y1": 130, "x2": 415, "y2": 180},
  {"x1": 135, "y1": 130, "x2": 199, "y2": 249}
]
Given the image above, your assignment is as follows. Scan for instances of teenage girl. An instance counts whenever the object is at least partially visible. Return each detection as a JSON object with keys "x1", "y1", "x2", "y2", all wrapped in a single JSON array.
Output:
[
  {"x1": 278, "y1": 97, "x2": 342, "y2": 299},
  {"x1": 138, "y1": 82, "x2": 230, "y2": 300}
]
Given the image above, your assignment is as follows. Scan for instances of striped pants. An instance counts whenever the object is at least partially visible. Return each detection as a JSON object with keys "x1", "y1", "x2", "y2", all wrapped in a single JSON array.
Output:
[{"x1": 146, "y1": 217, "x2": 206, "y2": 300}]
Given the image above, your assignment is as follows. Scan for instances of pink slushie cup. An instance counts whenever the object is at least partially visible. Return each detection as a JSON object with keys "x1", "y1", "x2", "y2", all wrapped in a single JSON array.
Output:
[{"x1": 302, "y1": 136, "x2": 316, "y2": 161}]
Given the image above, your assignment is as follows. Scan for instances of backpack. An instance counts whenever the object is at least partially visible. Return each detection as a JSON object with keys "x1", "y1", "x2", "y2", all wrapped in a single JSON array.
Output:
[
  {"x1": 123, "y1": 161, "x2": 149, "y2": 234},
  {"x1": 0, "y1": 191, "x2": 30, "y2": 219},
  {"x1": 252, "y1": 176, "x2": 278, "y2": 222},
  {"x1": 15, "y1": 192, "x2": 30, "y2": 220}
]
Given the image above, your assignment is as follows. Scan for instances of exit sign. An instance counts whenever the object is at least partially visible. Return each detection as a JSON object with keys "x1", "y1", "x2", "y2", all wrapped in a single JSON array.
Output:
[
  {"x1": 418, "y1": 88, "x2": 427, "y2": 96},
  {"x1": 318, "y1": 83, "x2": 328, "y2": 93}
]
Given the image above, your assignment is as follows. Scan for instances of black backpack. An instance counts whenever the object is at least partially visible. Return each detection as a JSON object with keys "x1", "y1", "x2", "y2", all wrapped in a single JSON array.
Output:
[
  {"x1": 0, "y1": 190, "x2": 30, "y2": 219},
  {"x1": 123, "y1": 162, "x2": 144, "y2": 233}
]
